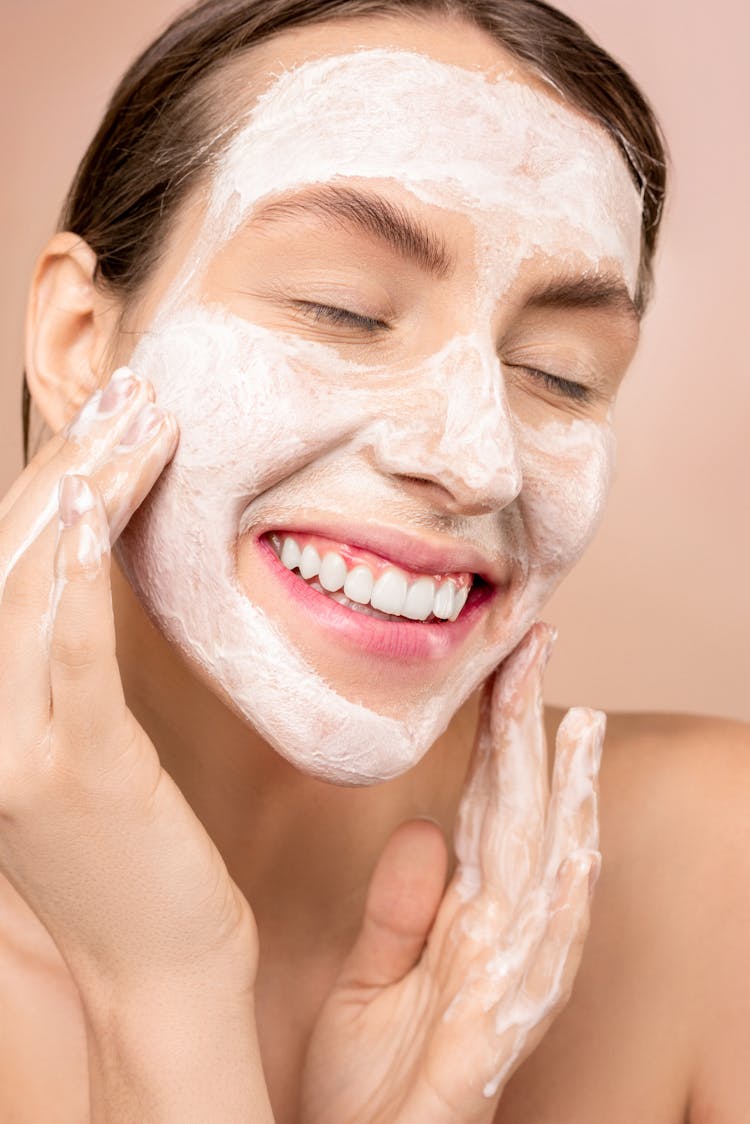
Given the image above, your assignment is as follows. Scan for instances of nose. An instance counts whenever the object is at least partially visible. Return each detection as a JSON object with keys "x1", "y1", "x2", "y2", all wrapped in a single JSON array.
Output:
[{"x1": 365, "y1": 334, "x2": 523, "y2": 515}]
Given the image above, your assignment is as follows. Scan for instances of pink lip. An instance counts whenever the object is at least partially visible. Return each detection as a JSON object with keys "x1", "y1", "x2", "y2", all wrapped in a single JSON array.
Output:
[
  {"x1": 256, "y1": 537, "x2": 497, "y2": 662},
  {"x1": 252, "y1": 517, "x2": 507, "y2": 586}
]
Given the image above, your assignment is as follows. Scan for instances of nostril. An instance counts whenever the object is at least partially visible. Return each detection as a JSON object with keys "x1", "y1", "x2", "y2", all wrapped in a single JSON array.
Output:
[{"x1": 398, "y1": 474, "x2": 440, "y2": 487}]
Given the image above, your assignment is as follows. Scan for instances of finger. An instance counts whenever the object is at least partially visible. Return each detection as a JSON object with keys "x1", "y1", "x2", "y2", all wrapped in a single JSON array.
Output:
[
  {"x1": 541, "y1": 707, "x2": 604, "y2": 886},
  {"x1": 0, "y1": 403, "x2": 178, "y2": 746},
  {"x1": 451, "y1": 675, "x2": 495, "y2": 902},
  {"x1": 48, "y1": 475, "x2": 130, "y2": 766},
  {"x1": 0, "y1": 432, "x2": 66, "y2": 522},
  {"x1": 446, "y1": 706, "x2": 601, "y2": 1028},
  {"x1": 516, "y1": 849, "x2": 599, "y2": 1010},
  {"x1": 0, "y1": 368, "x2": 152, "y2": 588},
  {"x1": 438, "y1": 829, "x2": 580, "y2": 1030},
  {"x1": 452, "y1": 623, "x2": 555, "y2": 915},
  {"x1": 335, "y1": 819, "x2": 448, "y2": 991},
  {"x1": 479, "y1": 621, "x2": 556, "y2": 905}
]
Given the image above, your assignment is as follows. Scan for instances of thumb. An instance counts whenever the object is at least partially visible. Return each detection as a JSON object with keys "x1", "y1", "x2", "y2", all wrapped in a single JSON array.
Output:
[{"x1": 337, "y1": 819, "x2": 448, "y2": 992}]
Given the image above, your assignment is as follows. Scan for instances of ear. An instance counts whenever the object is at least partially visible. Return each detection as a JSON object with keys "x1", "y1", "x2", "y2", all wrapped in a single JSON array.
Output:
[{"x1": 24, "y1": 232, "x2": 123, "y2": 433}]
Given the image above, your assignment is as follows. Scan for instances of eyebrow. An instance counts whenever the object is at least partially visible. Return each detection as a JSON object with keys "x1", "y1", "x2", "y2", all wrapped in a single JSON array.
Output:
[
  {"x1": 523, "y1": 274, "x2": 641, "y2": 327},
  {"x1": 250, "y1": 183, "x2": 454, "y2": 278},
  {"x1": 249, "y1": 184, "x2": 640, "y2": 326}
]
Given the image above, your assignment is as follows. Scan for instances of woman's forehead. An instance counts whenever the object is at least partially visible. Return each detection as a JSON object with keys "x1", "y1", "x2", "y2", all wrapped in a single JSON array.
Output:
[{"x1": 199, "y1": 48, "x2": 642, "y2": 298}]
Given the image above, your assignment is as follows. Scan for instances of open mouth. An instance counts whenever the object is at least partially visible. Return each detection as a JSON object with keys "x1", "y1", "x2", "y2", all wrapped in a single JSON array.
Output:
[{"x1": 262, "y1": 530, "x2": 491, "y2": 625}]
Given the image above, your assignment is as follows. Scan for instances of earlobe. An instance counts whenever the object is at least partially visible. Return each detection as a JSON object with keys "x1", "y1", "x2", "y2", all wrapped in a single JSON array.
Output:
[{"x1": 24, "y1": 232, "x2": 122, "y2": 433}]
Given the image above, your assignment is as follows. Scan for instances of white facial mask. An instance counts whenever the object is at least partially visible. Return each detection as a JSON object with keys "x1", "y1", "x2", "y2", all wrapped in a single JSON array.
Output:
[{"x1": 115, "y1": 49, "x2": 640, "y2": 784}]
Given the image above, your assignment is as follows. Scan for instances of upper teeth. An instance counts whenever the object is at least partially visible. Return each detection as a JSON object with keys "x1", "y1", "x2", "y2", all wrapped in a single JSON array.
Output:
[{"x1": 276, "y1": 536, "x2": 471, "y2": 622}]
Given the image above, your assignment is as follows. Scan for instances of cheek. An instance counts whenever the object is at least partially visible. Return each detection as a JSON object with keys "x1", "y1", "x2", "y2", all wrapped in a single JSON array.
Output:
[
  {"x1": 128, "y1": 304, "x2": 367, "y2": 504},
  {"x1": 517, "y1": 417, "x2": 614, "y2": 571}
]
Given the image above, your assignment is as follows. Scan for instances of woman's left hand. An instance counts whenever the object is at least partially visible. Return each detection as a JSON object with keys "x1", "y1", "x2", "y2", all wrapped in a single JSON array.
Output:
[{"x1": 299, "y1": 621, "x2": 603, "y2": 1124}]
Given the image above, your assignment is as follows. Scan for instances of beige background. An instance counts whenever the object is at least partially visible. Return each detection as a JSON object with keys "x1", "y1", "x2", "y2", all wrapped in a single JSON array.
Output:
[{"x1": 1, "y1": 1, "x2": 747, "y2": 721}]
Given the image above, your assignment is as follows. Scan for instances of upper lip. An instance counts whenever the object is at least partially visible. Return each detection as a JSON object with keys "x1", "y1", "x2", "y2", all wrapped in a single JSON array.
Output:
[{"x1": 253, "y1": 517, "x2": 509, "y2": 587}]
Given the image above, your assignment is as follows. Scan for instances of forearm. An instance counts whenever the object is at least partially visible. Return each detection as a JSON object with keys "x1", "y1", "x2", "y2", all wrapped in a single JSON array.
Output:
[{"x1": 82, "y1": 984, "x2": 274, "y2": 1123}]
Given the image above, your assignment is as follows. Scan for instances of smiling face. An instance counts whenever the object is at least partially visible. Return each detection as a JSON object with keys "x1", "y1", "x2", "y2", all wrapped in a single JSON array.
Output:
[{"x1": 113, "y1": 15, "x2": 642, "y2": 784}]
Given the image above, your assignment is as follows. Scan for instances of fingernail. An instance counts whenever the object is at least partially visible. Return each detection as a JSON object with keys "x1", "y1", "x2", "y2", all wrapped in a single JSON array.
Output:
[
  {"x1": 58, "y1": 474, "x2": 96, "y2": 526},
  {"x1": 65, "y1": 369, "x2": 139, "y2": 437},
  {"x1": 115, "y1": 404, "x2": 167, "y2": 451},
  {"x1": 588, "y1": 852, "x2": 602, "y2": 895},
  {"x1": 96, "y1": 368, "x2": 139, "y2": 416}
]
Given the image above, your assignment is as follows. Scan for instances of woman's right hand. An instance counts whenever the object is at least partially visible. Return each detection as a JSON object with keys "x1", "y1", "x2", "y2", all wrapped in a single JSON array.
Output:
[{"x1": 0, "y1": 369, "x2": 260, "y2": 1012}]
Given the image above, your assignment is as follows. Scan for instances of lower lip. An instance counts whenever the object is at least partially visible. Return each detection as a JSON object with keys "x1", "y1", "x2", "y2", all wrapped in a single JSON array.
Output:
[{"x1": 255, "y1": 536, "x2": 496, "y2": 661}]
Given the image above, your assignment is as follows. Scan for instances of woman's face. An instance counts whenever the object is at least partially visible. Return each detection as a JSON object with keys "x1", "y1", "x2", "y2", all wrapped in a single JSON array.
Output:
[{"x1": 114, "y1": 15, "x2": 642, "y2": 784}]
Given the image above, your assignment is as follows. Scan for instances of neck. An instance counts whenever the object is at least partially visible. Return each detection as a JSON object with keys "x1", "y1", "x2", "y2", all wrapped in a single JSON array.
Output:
[{"x1": 111, "y1": 560, "x2": 479, "y2": 958}]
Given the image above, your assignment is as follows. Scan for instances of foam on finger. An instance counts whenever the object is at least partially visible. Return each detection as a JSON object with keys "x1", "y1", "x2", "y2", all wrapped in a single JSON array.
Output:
[
  {"x1": 49, "y1": 475, "x2": 128, "y2": 753},
  {"x1": 483, "y1": 623, "x2": 556, "y2": 903},
  {"x1": 479, "y1": 849, "x2": 598, "y2": 1098},
  {"x1": 519, "y1": 848, "x2": 599, "y2": 1005},
  {"x1": 542, "y1": 706, "x2": 605, "y2": 886},
  {"x1": 0, "y1": 369, "x2": 151, "y2": 598}
]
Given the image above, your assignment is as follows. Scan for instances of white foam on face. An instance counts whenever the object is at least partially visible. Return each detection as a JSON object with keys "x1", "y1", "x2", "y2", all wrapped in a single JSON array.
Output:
[
  {"x1": 114, "y1": 49, "x2": 641, "y2": 784},
  {"x1": 204, "y1": 51, "x2": 641, "y2": 307}
]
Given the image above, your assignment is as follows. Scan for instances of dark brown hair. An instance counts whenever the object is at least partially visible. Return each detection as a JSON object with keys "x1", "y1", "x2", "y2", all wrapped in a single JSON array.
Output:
[{"x1": 23, "y1": 0, "x2": 668, "y2": 462}]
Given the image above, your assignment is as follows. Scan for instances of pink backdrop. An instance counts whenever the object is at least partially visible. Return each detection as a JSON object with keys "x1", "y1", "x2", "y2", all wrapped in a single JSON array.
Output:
[{"x1": 2, "y1": 0, "x2": 747, "y2": 721}]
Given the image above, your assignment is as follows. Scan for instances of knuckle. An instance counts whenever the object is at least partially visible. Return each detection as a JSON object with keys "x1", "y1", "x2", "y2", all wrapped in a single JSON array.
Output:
[{"x1": 49, "y1": 630, "x2": 99, "y2": 674}]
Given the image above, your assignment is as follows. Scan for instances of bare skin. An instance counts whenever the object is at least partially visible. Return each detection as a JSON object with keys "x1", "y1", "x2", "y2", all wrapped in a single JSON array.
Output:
[
  {"x1": 3, "y1": 11, "x2": 749, "y2": 1122},
  {"x1": 1, "y1": 695, "x2": 749, "y2": 1122}
]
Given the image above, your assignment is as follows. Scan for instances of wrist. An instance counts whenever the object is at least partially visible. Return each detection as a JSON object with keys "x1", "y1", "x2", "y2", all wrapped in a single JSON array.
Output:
[{"x1": 82, "y1": 983, "x2": 274, "y2": 1123}]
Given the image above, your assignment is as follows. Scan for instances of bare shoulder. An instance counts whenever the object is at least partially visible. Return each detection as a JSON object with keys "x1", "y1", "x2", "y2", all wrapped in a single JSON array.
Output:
[
  {"x1": 547, "y1": 701, "x2": 750, "y2": 779},
  {"x1": 593, "y1": 706, "x2": 748, "y2": 820},
  {"x1": 546, "y1": 703, "x2": 750, "y2": 911},
  {"x1": 590, "y1": 707, "x2": 750, "y2": 909},
  {"x1": 546, "y1": 703, "x2": 750, "y2": 846},
  {"x1": 546, "y1": 704, "x2": 750, "y2": 1122},
  {"x1": 597, "y1": 705, "x2": 750, "y2": 770}
]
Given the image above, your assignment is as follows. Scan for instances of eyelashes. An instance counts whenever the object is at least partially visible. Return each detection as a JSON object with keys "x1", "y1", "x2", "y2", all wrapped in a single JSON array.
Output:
[
  {"x1": 294, "y1": 301, "x2": 594, "y2": 404},
  {"x1": 520, "y1": 367, "x2": 593, "y2": 404},
  {"x1": 294, "y1": 301, "x2": 390, "y2": 333}
]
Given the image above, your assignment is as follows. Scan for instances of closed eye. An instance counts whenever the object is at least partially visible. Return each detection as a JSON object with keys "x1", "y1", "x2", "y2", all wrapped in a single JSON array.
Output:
[
  {"x1": 293, "y1": 301, "x2": 391, "y2": 333},
  {"x1": 517, "y1": 366, "x2": 593, "y2": 404}
]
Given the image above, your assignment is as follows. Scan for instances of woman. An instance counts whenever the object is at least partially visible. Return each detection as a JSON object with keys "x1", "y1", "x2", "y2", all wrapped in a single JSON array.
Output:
[{"x1": 1, "y1": 0, "x2": 747, "y2": 1120}]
